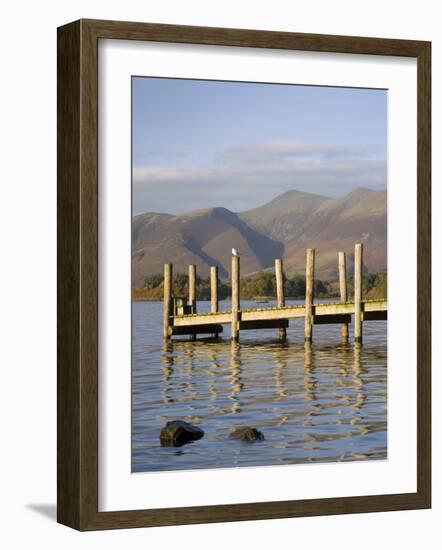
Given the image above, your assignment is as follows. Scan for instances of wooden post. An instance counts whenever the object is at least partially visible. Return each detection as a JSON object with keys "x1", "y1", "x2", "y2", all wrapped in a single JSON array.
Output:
[
  {"x1": 275, "y1": 259, "x2": 286, "y2": 340},
  {"x1": 189, "y1": 264, "x2": 197, "y2": 340},
  {"x1": 338, "y1": 251, "x2": 349, "y2": 342},
  {"x1": 163, "y1": 263, "x2": 173, "y2": 339},
  {"x1": 354, "y1": 243, "x2": 363, "y2": 343},
  {"x1": 188, "y1": 264, "x2": 197, "y2": 313},
  {"x1": 304, "y1": 248, "x2": 315, "y2": 342},
  {"x1": 210, "y1": 266, "x2": 219, "y2": 339},
  {"x1": 210, "y1": 266, "x2": 218, "y2": 313},
  {"x1": 231, "y1": 255, "x2": 240, "y2": 341}
]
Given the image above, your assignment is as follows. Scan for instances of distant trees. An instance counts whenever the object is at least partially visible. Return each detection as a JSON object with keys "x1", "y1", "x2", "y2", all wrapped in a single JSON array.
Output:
[
  {"x1": 140, "y1": 273, "x2": 230, "y2": 301},
  {"x1": 240, "y1": 272, "x2": 331, "y2": 299},
  {"x1": 241, "y1": 272, "x2": 274, "y2": 298},
  {"x1": 137, "y1": 271, "x2": 335, "y2": 300},
  {"x1": 346, "y1": 271, "x2": 387, "y2": 299},
  {"x1": 143, "y1": 273, "x2": 163, "y2": 289},
  {"x1": 134, "y1": 269, "x2": 387, "y2": 301},
  {"x1": 365, "y1": 272, "x2": 387, "y2": 299},
  {"x1": 285, "y1": 274, "x2": 306, "y2": 297}
]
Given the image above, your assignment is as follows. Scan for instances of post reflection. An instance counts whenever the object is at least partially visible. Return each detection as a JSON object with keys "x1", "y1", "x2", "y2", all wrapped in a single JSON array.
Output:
[
  {"x1": 273, "y1": 342, "x2": 289, "y2": 399},
  {"x1": 303, "y1": 341, "x2": 318, "y2": 404},
  {"x1": 208, "y1": 347, "x2": 220, "y2": 402},
  {"x1": 352, "y1": 342, "x2": 366, "y2": 411},
  {"x1": 229, "y1": 340, "x2": 243, "y2": 414},
  {"x1": 161, "y1": 340, "x2": 175, "y2": 404}
]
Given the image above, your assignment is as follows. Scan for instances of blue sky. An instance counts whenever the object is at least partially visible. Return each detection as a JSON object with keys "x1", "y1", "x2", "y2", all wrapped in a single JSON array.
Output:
[{"x1": 132, "y1": 77, "x2": 387, "y2": 215}]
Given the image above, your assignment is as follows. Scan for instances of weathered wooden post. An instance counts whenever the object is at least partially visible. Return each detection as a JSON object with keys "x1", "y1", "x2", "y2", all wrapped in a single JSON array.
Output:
[
  {"x1": 188, "y1": 264, "x2": 197, "y2": 313},
  {"x1": 338, "y1": 251, "x2": 349, "y2": 342},
  {"x1": 188, "y1": 264, "x2": 197, "y2": 340},
  {"x1": 210, "y1": 266, "x2": 218, "y2": 313},
  {"x1": 304, "y1": 248, "x2": 315, "y2": 342},
  {"x1": 231, "y1": 255, "x2": 240, "y2": 341},
  {"x1": 354, "y1": 243, "x2": 363, "y2": 343},
  {"x1": 163, "y1": 263, "x2": 173, "y2": 339},
  {"x1": 210, "y1": 266, "x2": 219, "y2": 339},
  {"x1": 275, "y1": 259, "x2": 286, "y2": 340}
]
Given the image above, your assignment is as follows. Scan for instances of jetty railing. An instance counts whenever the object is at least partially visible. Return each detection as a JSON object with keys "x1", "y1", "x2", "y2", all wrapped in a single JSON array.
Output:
[{"x1": 163, "y1": 243, "x2": 387, "y2": 343}]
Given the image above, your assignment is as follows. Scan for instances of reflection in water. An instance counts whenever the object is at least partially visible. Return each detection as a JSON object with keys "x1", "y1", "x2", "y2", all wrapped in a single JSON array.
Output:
[
  {"x1": 207, "y1": 348, "x2": 220, "y2": 403},
  {"x1": 352, "y1": 343, "x2": 366, "y2": 412},
  {"x1": 161, "y1": 341, "x2": 174, "y2": 404},
  {"x1": 229, "y1": 341, "x2": 243, "y2": 414},
  {"x1": 303, "y1": 342, "x2": 317, "y2": 404},
  {"x1": 132, "y1": 300, "x2": 387, "y2": 473}
]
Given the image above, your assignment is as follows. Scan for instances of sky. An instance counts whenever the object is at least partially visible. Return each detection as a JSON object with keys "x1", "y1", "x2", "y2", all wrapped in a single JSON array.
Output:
[{"x1": 132, "y1": 77, "x2": 387, "y2": 215}]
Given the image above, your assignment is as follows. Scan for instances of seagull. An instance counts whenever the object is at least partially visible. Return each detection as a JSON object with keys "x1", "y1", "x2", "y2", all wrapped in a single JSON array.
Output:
[{"x1": 232, "y1": 248, "x2": 240, "y2": 256}]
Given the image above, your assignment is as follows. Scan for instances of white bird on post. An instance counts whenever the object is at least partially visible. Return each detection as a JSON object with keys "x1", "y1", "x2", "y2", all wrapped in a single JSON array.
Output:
[{"x1": 232, "y1": 248, "x2": 240, "y2": 257}]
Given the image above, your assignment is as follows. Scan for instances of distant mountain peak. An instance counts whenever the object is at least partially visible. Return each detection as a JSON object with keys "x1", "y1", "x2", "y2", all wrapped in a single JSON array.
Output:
[
  {"x1": 263, "y1": 188, "x2": 330, "y2": 204},
  {"x1": 240, "y1": 188, "x2": 329, "y2": 219},
  {"x1": 345, "y1": 186, "x2": 385, "y2": 197},
  {"x1": 133, "y1": 211, "x2": 174, "y2": 221}
]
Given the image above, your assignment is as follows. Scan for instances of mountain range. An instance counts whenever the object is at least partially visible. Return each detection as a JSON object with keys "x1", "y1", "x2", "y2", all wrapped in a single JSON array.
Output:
[{"x1": 132, "y1": 187, "x2": 387, "y2": 285}]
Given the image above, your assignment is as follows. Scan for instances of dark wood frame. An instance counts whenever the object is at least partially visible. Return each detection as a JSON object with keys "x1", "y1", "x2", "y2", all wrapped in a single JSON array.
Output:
[{"x1": 57, "y1": 18, "x2": 431, "y2": 531}]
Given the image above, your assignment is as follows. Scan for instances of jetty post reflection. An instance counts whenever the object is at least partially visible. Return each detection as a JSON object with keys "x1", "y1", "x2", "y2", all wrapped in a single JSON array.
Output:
[
  {"x1": 161, "y1": 340, "x2": 174, "y2": 405},
  {"x1": 229, "y1": 340, "x2": 243, "y2": 414}
]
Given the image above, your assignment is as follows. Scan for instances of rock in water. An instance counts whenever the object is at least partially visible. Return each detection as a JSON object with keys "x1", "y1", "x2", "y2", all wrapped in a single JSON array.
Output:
[
  {"x1": 160, "y1": 420, "x2": 204, "y2": 447},
  {"x1": 229, "y1": 426, "x2": 265, "y2": 442}
]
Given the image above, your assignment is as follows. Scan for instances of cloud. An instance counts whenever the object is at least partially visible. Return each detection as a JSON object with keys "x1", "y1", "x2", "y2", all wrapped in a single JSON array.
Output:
[
  {"x1": 222, "y1": 140, "x2": 380, "y2": 163},
  {"x1": 132, "y1": 140, "x2": 386, "y2": 214}
]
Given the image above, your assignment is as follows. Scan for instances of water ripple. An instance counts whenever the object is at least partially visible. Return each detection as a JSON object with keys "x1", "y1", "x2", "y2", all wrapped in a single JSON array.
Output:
[{"x1": 132, "y1": 300, "x2": 387, "y2": 472}]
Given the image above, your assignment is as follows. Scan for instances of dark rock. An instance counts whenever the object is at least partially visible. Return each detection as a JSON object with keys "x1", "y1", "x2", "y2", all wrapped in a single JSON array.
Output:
[
  {"x1": 229, "y1": 426, "x2": 265, "y2": 442},
  {"x1": 160, "y1": 420, "x2": 204, "y2": 447}
]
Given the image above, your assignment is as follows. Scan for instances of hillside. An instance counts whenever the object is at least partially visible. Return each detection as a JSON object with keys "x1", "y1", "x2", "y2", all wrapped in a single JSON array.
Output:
[
  {"x1": 132, "y1": 187, "x2": 387, "y2": 285},
  {"x1": 239, "y1": 189, "x2": 329, "y2": 242},
  {"x1": 278, "y1": 188, "x2": 387, "y2": 279},
  {"x1": 132, "y1": 206, "x2": 283, "y2": 284}
]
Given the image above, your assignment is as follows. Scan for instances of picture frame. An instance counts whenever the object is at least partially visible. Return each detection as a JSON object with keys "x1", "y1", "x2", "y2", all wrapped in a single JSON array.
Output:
[{"x1": 57, "y1": 18, "x2": 431, "y2": 530}]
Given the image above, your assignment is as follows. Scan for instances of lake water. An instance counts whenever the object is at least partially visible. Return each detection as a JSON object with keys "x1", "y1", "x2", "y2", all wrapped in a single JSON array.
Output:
[{"x1": 132, "y1": 300, "x2": 387, "y2": 472}]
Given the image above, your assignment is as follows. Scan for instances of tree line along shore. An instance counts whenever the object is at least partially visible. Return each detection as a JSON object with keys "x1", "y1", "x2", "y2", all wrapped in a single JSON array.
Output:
[{"x1": 132, "y1": 270, "x2": 387, "y2": 302}]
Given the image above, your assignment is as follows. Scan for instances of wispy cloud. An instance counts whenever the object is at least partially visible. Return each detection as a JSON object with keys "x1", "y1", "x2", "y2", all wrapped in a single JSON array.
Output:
[
  {"x1": 133, "y1": 140, "x2": 386, "y2": 215},
  {"x1": 222, "y1": 140, "x2": 381, "y2": 163}
]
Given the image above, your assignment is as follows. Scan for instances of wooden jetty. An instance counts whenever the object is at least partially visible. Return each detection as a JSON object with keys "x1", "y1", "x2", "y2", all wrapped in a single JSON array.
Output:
[{"x1": 163, "y1": 243, "x2": 387, "y2": 343}]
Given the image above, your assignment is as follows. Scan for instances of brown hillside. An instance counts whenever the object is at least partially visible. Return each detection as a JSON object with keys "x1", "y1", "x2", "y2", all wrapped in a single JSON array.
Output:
[
  {"x1": 132, "y1": 188, "x2": 387, "y2": 284},
  {"x1": 132, "y1": 207, "x2": 283, "y2": 284}
]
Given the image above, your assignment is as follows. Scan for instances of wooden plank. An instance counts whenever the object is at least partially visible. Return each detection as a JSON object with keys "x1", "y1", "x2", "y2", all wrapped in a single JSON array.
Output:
[
  {"x1": 242, "y1": 307, "x2": 305, "y2": 321},
  {"x1": 172, "y1": 300, "x2": 388, "y2": 326},
  {"x1": 173, "y1": 312, "x2": 232, "y2": 326},
  {"x1": 314, "y1": 314, "x2": 351, "y2": 325},
  {"x1": 171, "y1": 324, "x2": 223, "y2": 336},
  {"x1": 363, "y1": 300, "x2": 388, "y2": 312},
  {"x1": 315, "y1": 303, "x2": 353, "y2": 315},
  {"x1": 240, "y1": 320, "x2": 289, "y2": 330}
]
